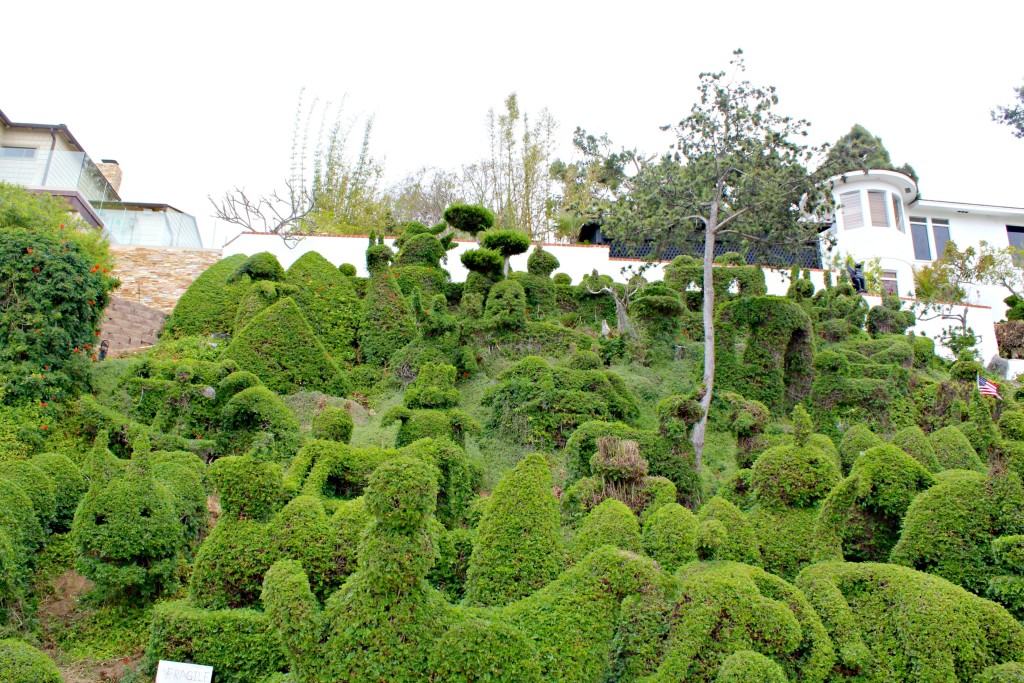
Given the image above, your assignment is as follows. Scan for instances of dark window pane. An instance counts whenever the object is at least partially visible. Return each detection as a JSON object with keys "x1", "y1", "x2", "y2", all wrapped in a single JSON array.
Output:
[
  {"x1": 912, "y1": 222, "x2": 932, "y2": 260},
  {"x1": 933, "y1": 224, "x2": 951, "y2": 258}
]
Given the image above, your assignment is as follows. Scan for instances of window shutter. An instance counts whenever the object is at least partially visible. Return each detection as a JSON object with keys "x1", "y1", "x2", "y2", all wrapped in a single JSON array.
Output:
[
  {"x1": 868, "y1": 190, "x2": 889, "y2": 227},
  {"x1": 841, "y1": 191, "x2": 863, "y2": 229}
]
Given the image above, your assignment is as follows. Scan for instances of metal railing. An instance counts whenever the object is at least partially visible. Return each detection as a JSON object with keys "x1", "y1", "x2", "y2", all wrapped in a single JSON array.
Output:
[{"x1": 0, "y1": 149, "x2": 118, "y2": 203}]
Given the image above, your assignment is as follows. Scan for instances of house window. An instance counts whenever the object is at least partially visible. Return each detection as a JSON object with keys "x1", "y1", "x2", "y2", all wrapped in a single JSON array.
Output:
[
  {"x1": 881, "y1": 270, "x2": 899, "y2": 296},
  {"x1": 841, "y1": 191, "x2": 863, "y2": 229},
  {"x1": 1008, "y1": 226, "x2": 1024, "y2": 266},
  {"x1": 891, "y1": 193, "x2": 905, "y2": 232},
  {"x1": 867, "y1": 190, "x2": 889, "y2": 227},
  {"x1": 0, "y1": 146, "x2": 36, "y2": 159},
  {"x1": 910, "y1": 216, "x2": 932, "y2": 260},
  {"x1": 932, "y1": 219, "x2": 951, "y2": 259}
]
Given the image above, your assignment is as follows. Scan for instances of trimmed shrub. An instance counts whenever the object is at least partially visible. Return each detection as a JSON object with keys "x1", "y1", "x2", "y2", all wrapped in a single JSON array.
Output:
[
  {"x1": 480, "y1": 229, "x2": 530, "y2": 271},
  {"x1": 527, "y1": 245, "x2": 559, "y2": 277},
  {"x1": 339, "y1": 262, "x2": 357, "y2": 277},
  {"x1": 891, "y1": 470, "x2": 1024, "y2": 594},
  {"x1": 891, "y1": 425, "x2": 941, "y2": 472},
  {"x1": 210, "y1": 455, "x2": 283, "y2": 522},
  {"x1": 285, "y1": 251, "x2": 360, "y2": 362},
  {"x1": 797, "y1": 561, "x2": 1024, "y2": 682},
  {"x1": 569, "y1": 498, "x2": 642, "y2": 561},
  {"x1": 484, "y1": 279, "x2": 527, "y2": 330},
  {"x1": 696, "y1": 496, "x2": 761, "y2": 565},
  {"x1": 223, "y1": 298, "x2": 350, "y2": 396},
  {"x1": 359, "y1": 272, "x2": 417, "y2": 366},
  {"x1": 641, "y1": 502, "x2": 697, "y2": 572},
  {"x1": 310, "y1": 405, "x2": 353, "y2": 443},
  {"x1": 165, "y1": 254, "x2": 250, "y2": 338},
  {"x1": 0, "y1": 459, "x2": 56, "y2": 530},
  {"x1": 443, "y1": 203, "x2": 495, "y2": 235},
  {"x1": 230, "y1": 252, "x2": 285, "y2": 282},
  {"x1": 268, "y1": 495, "x2": 341, "y2": 601},
  {"x1": 838, "y1": 423, "x2": 883, "y2": 474},
  {"x1": 404, "y1": 363, "x2": 459, "y2": 409},
  {"x1": 72, "y1": 469, "x2": 183, "y2": 600},
  {"x1": 189, "y1": 517, "x2": 273, "y2": 609},
  {"x1": 1001, "y1": 410, "x2": 1024, "y2": 440},
  {"x1": 816, "y1": 444, "x2": 934, "y2": 563},
  {"x1": 989, "y1": 535, "x2": 1024, "y2": 620},
  {"x1": 217, "y1": 370, "x2": 262, "y2": 401},
  {"x1": 977, "y1": 663, "x2": 1024, "y2": 683},
  {"x1": 714, "y1": 650, "x2": 788, "y2": 683},
  {"x1": 929, "y1": 425, "x2": 984, "y2": 471},
  {"x1": 395, "y1": 233, "x2": 446, "y2": 268},
  {"x1": 751, "y1": 442, "x2": 840, "y2": 509},
  {"x1": 428, "y1": 618, "x2": 542, "y2": 683},
  {"x1": 0, "y1": 478, "x2": 43, "y2": 553},
  {"x1": 0, "y1": 639, "x2": 61, "y2": 683},
  {"x1": 146, "y1": 601, "x2": 286, "y2": 683},
  {"x1": 464, "y1": 453, "x2": 563, "y2": 606},
  {"x1": 232, "y1": 280, "x2": 298, "y2": 332},
  {"x1": 648, "y1": 562, "x2": 833, "y2": 682},
  {"x1": 220, "y1": 386, "x2": 301, "y2": 459}
]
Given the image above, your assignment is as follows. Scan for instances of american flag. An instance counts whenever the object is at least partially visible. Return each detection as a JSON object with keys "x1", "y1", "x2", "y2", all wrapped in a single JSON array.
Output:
[{"x1": 978, "y1": 374, "x2": 1003, "y2": 400}]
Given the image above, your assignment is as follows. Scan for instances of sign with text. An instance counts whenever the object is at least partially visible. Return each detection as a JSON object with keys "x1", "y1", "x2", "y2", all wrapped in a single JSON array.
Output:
[{"x1": 155, "y1": 660, "x2": 214, "y2": 683}]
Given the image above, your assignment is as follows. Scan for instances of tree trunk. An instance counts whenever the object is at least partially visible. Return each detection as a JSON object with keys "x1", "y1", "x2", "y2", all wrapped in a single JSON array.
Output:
[
  {"x1": 691, "y1": 204, "x2": 719, "y2": 471},
  {"x1": 613, "y1": 295, "x2": 635, "y2": 339},
  {"x1": 503, "y1": 255, "x2": 511, "y2": 278}
]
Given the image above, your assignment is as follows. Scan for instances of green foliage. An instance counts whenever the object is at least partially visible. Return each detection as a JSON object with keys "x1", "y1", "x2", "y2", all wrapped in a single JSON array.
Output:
[
  {"x1": 484, "y1": 278, "x2": 528, "y2": 330},
  {"x1": 31, "y1": 452, "x2": 86, "y2": 531},
  {"x1": 460, "y1": 247, "x2": 504, "y2": 278},
  {"x1": 866, "y1": 295, "x2": 915, "y2": 336},
  {"x1": 285, "y1": 251, "x2": 360, "y2": 362},
  {"x1": 165, "y1": 254, "x2": 250, "y2": 338},
  {"x1": 648, "y1": 562, "x2": 833, "y2": 682},
  {"x1": 0, "y1": 476, "x2": 43, "y2": 555},
  {"x1": 428, "y1": 618, "x2": 542, "y2": 682},
  {"x1": 929, "y1": 425, "x2": 984, "y2": 471},
  {"x1": 395, "y1": 232, "x2": 447, "y2": 268},
  {"x1": 72, "y1": 469, "x2": 183, "y2": 600},
  {"x1": 527, "y1": 245, "x2": 560, "y2": 276},
  {"x1": 339, "y1": 262, "x2": 357, "y2": 277},
  {"x1": 751, "y1": 441, "x2": 840, "y2": 509},
  {"x1": 404, "y1": 363, "x2": 459, "y2": 409},
  {"x1": 891, "y1": 470, "x2": 1024, "y2": 594},
  {"x1": 664, "y1": 255, "x2": 767, "y2": 309},
  {"x1": 976, "y1": 662, "x2": 1024, "y2": 683},
  {"x1": 825, "y1": 124, "x2": 915, "y2": 177},
  {"x1": 569, "y1": 498, "x2": 642, "y2": 560},
  {"x1": 0, "y1": 226, "x2": 113, "y2": 403},
  {"x1": 889, "y1": 425, "x2": 940, "y2": 471},
  {"x1": 365, "y1": 233, "x2": 395, "y2": 275},
  {"x1": 1001, "y1": 410, "x2": 1024, "y2": 440},
  {"x1": 210, "y1": 455, "x2": 283, "y2": 521},
  {"x1": 464, "y1": 453, "x2": 563, "y2": 606},
  {"x1": 443, "y1": 203, "x2": 495, "y2": 235},
  {"x1": 0, "y1": 638, "x2": 62, "y2": 683},
  {"x1": 220, "y1": 386, "x2": 301, "y2": 459},
  {"x1": 0, "y1": 459, "x2": 56, "y2": 531},
  {"x1": 230, "y1": 251, "x2": 285, "y2": 282},
  {"x1": 797, "y1": 561, "x2": 1024, "y2": 682},
  {"x1": 715, "y1": 296, "x2": 814, "y2": 413},
  {"x1": 989, "y1": 535, "x2": 1024, "y2": 620},
  {"x1": 146, "y1": 601, "x2": 286, "y2": 683},
  {"x1": 713, "y1": 650, "x2": 788, "y2": 683},
  {"x1": 696, "y1": 496, "x2": 761, "y2": 565},
  {"x1": 359, "y1": 272, "x2": 418, "y2": 366},
  {"x1": 310, "y1": 405, "x2": 353, "y2": 443},
  {"x1": 233, "y1": 280, "x2": 299, "y2": 332},
  {"x1": 189, "y1": 517, "x2": 274, "y2": 609},
  {"x1": 641, "y1": 502, "x2": 697, "y2": 572},
  {"x1": 224, "y1": 298, "x2": 350, "y2": 396},
  {"x1": 480, "y1": 229, "x2": 531, "y2": 259},
  {"x1": 816, "y1": 445, "x2": 934, "y2": 563},
  {"x1": 837, "y1": 423, "x2": 883, "y2": 474}
]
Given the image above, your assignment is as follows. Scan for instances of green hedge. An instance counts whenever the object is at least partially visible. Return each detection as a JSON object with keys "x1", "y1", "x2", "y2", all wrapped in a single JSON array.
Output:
[
  {"x1": 223, "y1": 298, "x2": 350, "y2": 396},
  {"x1": 0, "y1": 639, "x2": 61, "y2": 683},
  {"x1": 359, "y1": 272, "x2": 417, "y2": 366},
  {"x1": 641, "y1": 502, "x2": 697, "y2": 572},
  {"x1": 569, "y1": 498, "x2": 642, "y2": 561},
  {"x1": 165, "y1": 254, "x2": 250, "y2": 338},
  {"x1": 285, "y1": 251, "x2": 360, "y2": 363},
  {"x1": 428, "y1": 618, "x2": 542, "y2": 682},
  {"x1": 929, "y1": 424, "x2": 984, "y2": 471},
  {"x1": 464, "y1": 453, "x2": 564, "y2": 606},
  {"x1": 31, "y1": 452, "x2": 87, "y2": 532}
]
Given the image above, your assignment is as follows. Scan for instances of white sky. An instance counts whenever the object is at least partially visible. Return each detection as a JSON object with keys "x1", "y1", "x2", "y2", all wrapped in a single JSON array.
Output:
[{"x1": 2, "y1": 0, "x2": 1022, "y2": 247}]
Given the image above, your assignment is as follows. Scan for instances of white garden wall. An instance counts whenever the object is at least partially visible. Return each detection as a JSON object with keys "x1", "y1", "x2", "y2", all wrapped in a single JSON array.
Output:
[{"x1": 222, "y1": 232, "x2": 1002, "y2": 369}]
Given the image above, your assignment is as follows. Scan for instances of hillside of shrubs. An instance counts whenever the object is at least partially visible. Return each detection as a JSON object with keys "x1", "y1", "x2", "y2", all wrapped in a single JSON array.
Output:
[{"x1": 2, "y1": 197, "x2": 1024, "y2": 682}]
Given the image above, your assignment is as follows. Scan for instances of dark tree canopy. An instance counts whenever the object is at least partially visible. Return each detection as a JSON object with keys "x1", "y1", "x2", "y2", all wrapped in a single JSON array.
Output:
[
  {"x1": 992, "y1": 82, "x2": 1024, "y2": 139},
  {"x1": 826, "y1": 124, "x2": 917, "y2": 181}
]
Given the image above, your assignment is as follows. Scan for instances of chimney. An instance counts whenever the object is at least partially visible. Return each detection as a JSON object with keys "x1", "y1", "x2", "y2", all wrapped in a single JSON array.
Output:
[{"x1": 96, "y1": 159, "x2": 122, "y2": 195}]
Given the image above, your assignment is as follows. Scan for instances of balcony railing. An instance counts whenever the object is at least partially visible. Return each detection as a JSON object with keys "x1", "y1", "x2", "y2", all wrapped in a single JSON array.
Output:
[
  {"x1": 96, "y1": 205, "x2": 203, "y2": 248},
  {"x1": 0, "y1": 149, "x2": 118, "y2": 204}
]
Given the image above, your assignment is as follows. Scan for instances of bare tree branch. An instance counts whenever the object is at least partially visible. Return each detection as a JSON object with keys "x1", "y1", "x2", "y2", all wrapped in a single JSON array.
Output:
[{"x1": 209, "y1": 178, "x2": 315, "y2": 249}]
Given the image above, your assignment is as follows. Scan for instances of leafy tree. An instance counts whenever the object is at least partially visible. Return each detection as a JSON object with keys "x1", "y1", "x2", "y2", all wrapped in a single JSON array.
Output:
[
  {"x1": 548, "y1": 129, "x2": 633, "y2": 239},
  {"x1": 826, "y1": 124, "x2": 917, "y2": 180},
  {"x1": 912, "y1": 241, "x2": 994, "y2": 357},
  {"x1": 992, "y1": 81, "x2": 1024, "y2": 138},
  {"x1": 599, "y1": 51, "x2": 832, "y2": 468}
]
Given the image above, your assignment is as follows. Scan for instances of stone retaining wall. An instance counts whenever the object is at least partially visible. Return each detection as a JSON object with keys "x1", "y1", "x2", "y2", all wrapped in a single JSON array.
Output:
[{"x1": 110, "y1": 245, "x2": 223, "y2": 313}]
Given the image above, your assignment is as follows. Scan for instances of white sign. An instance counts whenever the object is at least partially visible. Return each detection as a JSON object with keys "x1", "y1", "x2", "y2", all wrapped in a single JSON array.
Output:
[{"x1": 156, "y1": 660, "x2": 214, "y2": 683}]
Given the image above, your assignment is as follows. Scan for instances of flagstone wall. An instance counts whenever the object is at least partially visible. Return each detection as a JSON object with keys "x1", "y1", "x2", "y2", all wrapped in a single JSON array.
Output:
[{"x1": 109, "y1": 245, "x2": 223, "y2": 313}]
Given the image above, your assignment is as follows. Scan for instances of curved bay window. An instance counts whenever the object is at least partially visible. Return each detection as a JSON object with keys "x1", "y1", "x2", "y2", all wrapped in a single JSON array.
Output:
[{"x1": 840, "y1": 188, "x2": 906, "y2": 231}]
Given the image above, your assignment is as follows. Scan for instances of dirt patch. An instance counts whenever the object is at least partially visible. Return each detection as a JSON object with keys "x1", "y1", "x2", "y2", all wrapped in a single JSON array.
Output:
[
  {"x1": 59, "y1": 654, "x2": 145, "y2": 683},
  {"x1": 40, "y1": 570, "x2": 91, "y2": 623}
]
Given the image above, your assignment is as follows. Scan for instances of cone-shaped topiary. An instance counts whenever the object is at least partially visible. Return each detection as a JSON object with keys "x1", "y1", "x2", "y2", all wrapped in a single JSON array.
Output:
[
  {"x1": 929, "y1": 424, "x2": 984, "y2": 471},
  {"x1": 464, "y1": 453, "x2": 563, "y2": 606},
  {"x1": 816, "y1": 444, "x2": 935, "y2": 562},
  {"x1": 838, "y1": 423, "x2": 883, "y2": 474},
  {"x1": 641, "y1": 502, "x2": 698, "y2": 572},
  {"x1": 223, "y1": 298, "x2": 350, "y2": 396},
  {"x1": 797, "y1": 561, "x2": 1024, "y2": 682},
  {"x1": 0, "y1": 639, "x2": 62, "y2": 683},
  {"x1": 165, "y1": 254, "x2": 250, "y2": 338},
  {"x1": 568, "y1": 498, "x2": 642, "y2": 561},
  {"x1": 359, "y1": 272, "x2": 417, "y2": 366},
  {"x1": 30, "y1": 453, "x2": 86, "y2": 532},
  {"x1": 891, "y1": 425, "x2": 941, "y2": 472},
  {"x1": 285, "y1": 251, "x2": 361, "y2": 362},
  {"x1": 232, "y1": 280, "x2": 299, "y2": 333}
]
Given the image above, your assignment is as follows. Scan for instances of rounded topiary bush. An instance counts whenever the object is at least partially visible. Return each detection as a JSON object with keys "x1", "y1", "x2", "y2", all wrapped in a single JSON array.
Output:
[
  {"x1": 838, "y1": 423, "x2": 883, "y2": 474},
  {"x1": 311, "y1": 406, "x2": 354, "y2": 443},
  {"x1": 30, "y1": 453, "x2": 86, "y2": 531},
  {"x1": 929, "y1": 425, "x2": 984, "y2": 471},
  {"x1": 526, "y1": 246, "x2": 559, "y2": 277},
  {"x1": 1000, "y1": 411, "x2": 1024, "y2": 441},
  {"x1": 751, "y1": 443, "x2": 840, "y2": 509},
  {"x1": 395, "y1": 233, "x2": 446, "y2": 268},
  {"x1": 443, "y1": 203, "x2": 495, "y2": 235},
  {"x1": 428, "y1": 618, "x2": 542, "y2": 683},
  {"x1": 72, "y1": 470, "x2": 183, "y2": 600},
  {"x1": 976, "y1": 662, "x2": 1024, "y2": 683},
  {"x1": 696, "y1": 496, "x2": 761, "y2": 565},
  {"x1": 714, "y1": 650, "x2": 788, "y2": 683},
  {"x1": 189, "y1": 517, "x2": 273, "y2": 609},
  {"x1": 217, "y1": 370, "x2": 262, "y2": 402},
  {"x1": 641, "y1": 502, "x2": 697, "y2": 572},
  {"x1": 339, "y1": 263, "x2": 357, "y2": 277},
  {"x1": 0, "y1": 460, "x2": 56, "y2": 531},
  {"x1": 210, "y1": 455, "x2": 283, "y2": 522},
  {"x1": 464, "y1": 453, "x2": 563, "y2": 606},
  {"x1": 229, "y1": 251, "x2": 285, "y2": 282},
  {"x1": 0, "y1": 478, "x2": 42, "y2": 553},
  {"x1": 220, "y1": 385, "x2": 301, "y2": 458},
  {"x1": 0, "y1": 639, "x2": 61, "y2": 683},
  {"x1": 891, "y1": 425, "x2": 941, "y2": 472},
  {"x1": 484, "y1": 279, "x2": 527, "y2": 330},
  {"x1": 569, "y1": 498, "x2": 641, "y2": 561}
]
